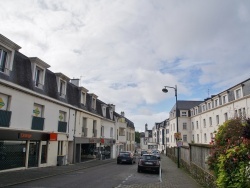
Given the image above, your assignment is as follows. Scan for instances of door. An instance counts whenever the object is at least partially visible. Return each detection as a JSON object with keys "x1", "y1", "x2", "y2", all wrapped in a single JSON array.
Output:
[{"x1": 28, "y1": 141, "x2": 39, "y2": 167}]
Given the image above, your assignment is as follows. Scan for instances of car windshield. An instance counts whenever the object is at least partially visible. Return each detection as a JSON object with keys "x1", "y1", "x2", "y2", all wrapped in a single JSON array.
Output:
[
  {"x1": 142, "y1": 155, "x2": 157, "y2": 160},
  {"x1": 119, "y1": 152, "x2": 130, "y2": 156}
]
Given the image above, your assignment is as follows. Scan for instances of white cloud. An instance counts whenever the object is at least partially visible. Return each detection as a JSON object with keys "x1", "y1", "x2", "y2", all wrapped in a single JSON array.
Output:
[{"x1": 1, "y1": 0, "x2": 250, "y2": 131}]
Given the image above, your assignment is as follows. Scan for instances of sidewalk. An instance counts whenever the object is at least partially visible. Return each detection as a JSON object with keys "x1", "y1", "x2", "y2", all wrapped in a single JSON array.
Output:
[{"x1": 0, "y1": 155, "x2": 203, "y2": 188}]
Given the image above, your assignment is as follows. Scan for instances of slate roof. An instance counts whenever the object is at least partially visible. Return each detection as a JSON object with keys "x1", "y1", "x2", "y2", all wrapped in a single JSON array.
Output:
[{"x1": 0, "y1": 45, "x2": 134, "y2": 125}]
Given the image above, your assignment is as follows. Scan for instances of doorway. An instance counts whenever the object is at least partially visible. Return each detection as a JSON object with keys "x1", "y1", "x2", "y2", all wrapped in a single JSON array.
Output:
[{"x1": 28, "y1": 141, "x2": 39, "y2": 167}]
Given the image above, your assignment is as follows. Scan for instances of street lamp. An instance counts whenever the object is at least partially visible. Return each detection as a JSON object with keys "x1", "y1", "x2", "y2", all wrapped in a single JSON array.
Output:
[{"x1": 162, "y1": 85, "x2": 180, "y2": 168}]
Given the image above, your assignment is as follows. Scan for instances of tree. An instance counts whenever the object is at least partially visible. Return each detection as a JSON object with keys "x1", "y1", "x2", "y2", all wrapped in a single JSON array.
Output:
[{"x1": 135, "y1": 131, "x2": 140, "y2": 144}]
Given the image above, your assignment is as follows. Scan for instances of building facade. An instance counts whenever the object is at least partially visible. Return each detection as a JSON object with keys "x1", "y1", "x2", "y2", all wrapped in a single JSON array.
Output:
[{"x1": 0, "y1": 34, "x2": 135, "y2": 171}]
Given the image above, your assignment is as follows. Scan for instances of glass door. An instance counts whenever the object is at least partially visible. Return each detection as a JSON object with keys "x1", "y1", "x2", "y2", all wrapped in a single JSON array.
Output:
[{"x1": 28, "y1": 141, "x2": 39, "y2": 167}]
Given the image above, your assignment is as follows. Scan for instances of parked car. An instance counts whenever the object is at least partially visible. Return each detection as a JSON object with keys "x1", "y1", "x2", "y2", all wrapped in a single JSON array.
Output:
[
  {"x1": 117, "y1": 151, "x2": 136, "y2": 164},
  {"x1": 137, "y1": 154, "x2": 161, "y2": 174},
  {"x1": 152, "y1": 150, "x2": 161, "y2": 159},
  {"x1": 141, "y1": 150, "x2": 148, "y2": 156}
]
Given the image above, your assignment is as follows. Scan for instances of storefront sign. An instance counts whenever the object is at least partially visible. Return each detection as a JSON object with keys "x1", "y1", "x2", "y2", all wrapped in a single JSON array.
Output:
[
  {"x1": 50, "y1": 133, "x2": 58, "y2": 141},
  {"x1": 18, "y1": 133, "x2": 32, "y2": 139},
  {"x1": 101, "y1": 138, "x2": 105, "y2": 143}
]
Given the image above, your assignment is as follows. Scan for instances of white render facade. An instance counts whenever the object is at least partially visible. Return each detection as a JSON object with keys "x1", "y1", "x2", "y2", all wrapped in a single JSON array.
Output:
[
  {"x1": 0, "y1": 34, "x2": 135, "y2": 172},
  {"x1": 167, "y1": 79, "x2": 250, "y2": 148}
]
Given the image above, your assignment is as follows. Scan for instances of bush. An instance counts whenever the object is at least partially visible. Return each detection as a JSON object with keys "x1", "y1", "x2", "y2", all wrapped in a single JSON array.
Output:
[{"x1": 207, "y1": 118, "x2": 250, "y2": 187}]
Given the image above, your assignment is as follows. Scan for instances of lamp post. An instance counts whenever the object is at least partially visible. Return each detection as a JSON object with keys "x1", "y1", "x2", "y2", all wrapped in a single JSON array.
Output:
[{"x1": 162, "y1": 85, "x2": 180, "y2": 168}]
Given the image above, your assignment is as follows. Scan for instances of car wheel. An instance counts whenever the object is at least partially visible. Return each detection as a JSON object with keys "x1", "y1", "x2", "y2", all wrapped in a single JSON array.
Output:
[{"x1": 137, "y1": 167, "x2": 140, "y2": 173}]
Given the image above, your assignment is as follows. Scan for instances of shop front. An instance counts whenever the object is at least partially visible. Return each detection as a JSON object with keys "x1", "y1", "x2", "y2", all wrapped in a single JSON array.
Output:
[
  {"x1": 0, "y1": 129, "x2": 50, "y2": 171},
  {"x1": 74, "y1": 137, "x2": 115, "y2": 162}
]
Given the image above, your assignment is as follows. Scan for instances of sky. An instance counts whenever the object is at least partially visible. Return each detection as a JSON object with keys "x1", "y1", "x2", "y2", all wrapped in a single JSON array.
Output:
[{"x1": 1, "y1": 0, "x2": 250, "y2": 132}]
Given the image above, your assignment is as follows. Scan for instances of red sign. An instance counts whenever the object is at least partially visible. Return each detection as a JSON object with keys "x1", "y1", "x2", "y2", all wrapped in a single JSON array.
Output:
[
  {"x1": 50, "y1": 133, "x2": 58, "y2": 141},
  {"x1": 101, "y1": 138, "x2": 105, "y2": 144}
]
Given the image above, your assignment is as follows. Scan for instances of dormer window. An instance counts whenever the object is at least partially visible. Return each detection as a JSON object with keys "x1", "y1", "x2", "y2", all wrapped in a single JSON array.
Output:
[
  {"x1": 80, "y1": 87, "x2": 88, "y2": 106},
  {"x1": 35, "y1": 66, "x2": 43, "y2": 87},
  {"x1": 90, "y1": 94, "x2": 98, "y2": 110},
  {"x1": 101, "y1": 104, "x2": 107, "y2": 117},
  {"x1": 181, "y1": 111, "x2": 187, "y2": 117},
  {"x1": 235, "y1": 88, "x2": 242, "y2": 100},
  {"x1": 109, "y1": 109, "x2": 113, "y2": 120},
  {"x1": 0, "y1": 34, "x2": 21, "y2": 75},
  {"x1": 59, "y1": 79, "x2": 66, "y2": 97},
  {"x1": 214, "y1": 98, "x2": 219, "y2": 107},
  {"x1": 30, "y1": 57, "x2": 50, "y2": 90},
  {"x1": 55, "y1": 73, "x2": 70, "y2": 98},
  {"x1": 0, "y1": 49, "x2": 8, "y2": 72}
]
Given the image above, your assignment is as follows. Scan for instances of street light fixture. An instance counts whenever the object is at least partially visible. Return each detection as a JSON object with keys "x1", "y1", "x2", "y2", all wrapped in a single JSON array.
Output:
[{"x1": 162, "y1": 85, "x2": 180, "y2": 168}]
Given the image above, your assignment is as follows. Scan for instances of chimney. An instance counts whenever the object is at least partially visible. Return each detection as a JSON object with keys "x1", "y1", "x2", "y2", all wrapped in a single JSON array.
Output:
[
  {"x1": 70, "y1": 79, "x2": 80, "y2": 87},
  {"x1": 121, "y1": 111, "x2": 125, "y2": 117}
]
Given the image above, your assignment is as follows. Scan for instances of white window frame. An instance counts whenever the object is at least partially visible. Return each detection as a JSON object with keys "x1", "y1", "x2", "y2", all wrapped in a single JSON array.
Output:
[
  {"x1": 216, "y1": 115, "x2": 219, "y2": 125},
  {"x1": 209, "y1": 117, "x2": 212, "y2": 126},
  {"x1": 59, "y1": 79, "x2": 67, "y2": 97},
  {"x1": 235, "y1": 88, "x2": 242, "y2": 100},
  {"x1": 183, "y1": 135, "x2": 187, "y2": 142},
  {"x1": 222, "y1": 95, "x2": 227, "y2": 104},
  {"x1": 183, "y1": 122, "x2": 187, "y2": 130}
]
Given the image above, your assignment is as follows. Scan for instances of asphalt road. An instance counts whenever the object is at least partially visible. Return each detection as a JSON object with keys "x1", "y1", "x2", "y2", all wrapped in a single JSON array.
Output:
[{"x1": 11, "y1": 159, "x2": 160, "y2": 188}]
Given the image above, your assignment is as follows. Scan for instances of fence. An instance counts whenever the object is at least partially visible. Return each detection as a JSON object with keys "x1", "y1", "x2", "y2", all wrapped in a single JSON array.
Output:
[{"x1": 166, "y1": 143, "x2": 216, "y2": 187}]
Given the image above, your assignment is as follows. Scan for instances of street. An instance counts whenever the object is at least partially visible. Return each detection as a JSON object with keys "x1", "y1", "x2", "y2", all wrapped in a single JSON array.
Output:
[{"x1": 11, "y1": 159, "x2": 161, "y2": 188}]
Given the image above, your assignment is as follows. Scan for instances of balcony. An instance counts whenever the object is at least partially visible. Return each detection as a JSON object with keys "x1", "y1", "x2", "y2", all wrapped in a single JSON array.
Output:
[
  {"x1": 0, "y1": 110, "x2": 12, "y2": 127},
  {"x1": 31, "y1": 116, "x2": 44, "y2": 130},
  {"x1": 58, "y1": 121, "x2": 67, "y2": 133}
]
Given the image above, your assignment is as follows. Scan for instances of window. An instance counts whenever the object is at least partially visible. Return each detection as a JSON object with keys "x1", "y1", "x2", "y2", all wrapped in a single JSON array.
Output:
[
  {"x1": 222, "y1": 95, "x2": 227, "y2": 104},
  {"x1": 216, "y1": 115, "x2": 219, "y2": 125},
  {"x1": 203, "y1": 119, "x2": 206, "y2": 128},
  {"x1": 33, "y1": 103, "x2": 43, "y2": 117},
  {"x1": 207, "y1": 103, "x2": 211, "y2": 110},
  {"x1": 92, "y1": 98, "x2": 96, "y2": 109},
  {"x1": 30, "y1": 58, "x2": 50, "y2": 89},
  {"x1": 202, "y1": 105, "x2": 206, "y2": 112},
  {"x1": 119, "y1": 127, "x2": 125, "y2": 136},
  {"x1": 110, "y1": 127, "x2": 113, "y2": 137},
  {"x1": 197, "y1": 134, "x2": 199, "y2": 143},
  {"x1": 173, "y1": 123, "x2": 175, "y2": 131},
  {"x1": 82, "y1": 117, "x2": 87, "y2": 137},
  {"x1": 93, "y1": 120, "x2": 97, "y2": 137},
  {"x1": 101, "y1": 126, "x2": 104, "y2": 137},
  {"x1": 0, "y1": 48, "x2": 8, "y2": 72},
  {"x1": 235, "y1": 88, "x2": 242, "y2": 99},
  {"x1": 214, "y1": 99, "x2": 218, "y2": 107},
  {"x1": 204, "y1": 133, "x2": 207, "y2": 143},
  {"x1": 183, "y1": 135, "x2": 187, "y2": 142},
  {"x1": 59, "y1": 79, "x2": 66, "y2": 97},
  {"x1": 35, "y1": 66, "x2": 43, "y2": 88},
  {"x1": 196, "y1": 121, "x2": 199, "y2": 129},
  {"x1": 209, "y1": 117, "x2": 212, "y2": 126},
  {"x1": 81, "y1": 92, "x2": 86, "y2": 105},
  {"x1": 166, "y1": 129, "x2": 169, "y2": 134},
  {"x1": 183, "y1": 122, "x2": 187, "y2": 130},
  {"x1": 235, "y1": 110, "x2": 238, "y2": 118},
  {"x1": 243, "y1": 108, "x2": 246, "y2": 118},
  {"x1": 191, "y1": 110, "x2": 194, "y2": 116},
  {"x1": 58, "y1": 111, "x2": 67, "y2": 132},
  {"x1": 181, "y1": 111, "x2": 187, "y2": 117},
  {"x1": 191, "y1": 122, "x2": 194, "y2": 130},
  {"x1": 224, "y1": 113, "x2": 228, "y2": 121},
  {"x1": 195, "y1": 108, "x2": 198, "y2": 115},
  {"x1": 0, "y1": 93, "x2": 9, "y2": 110},
  {"x1": 0, "y1": 93, "x2": 11, "y2": 127},
  {"x1": 102, "y1": 106, "x2": 106, "y2": 117},
  {"x1": 57, "y1": 141, "x2": 63, "y2": 156},
  {"x1": 192, "y1": 134, "x2": 194, "y2": 142}
]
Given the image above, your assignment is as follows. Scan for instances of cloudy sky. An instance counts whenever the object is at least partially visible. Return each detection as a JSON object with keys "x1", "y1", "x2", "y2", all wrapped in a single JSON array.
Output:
[{"x1": 1, "y1": 0, "x2": 250, "y2": 132}]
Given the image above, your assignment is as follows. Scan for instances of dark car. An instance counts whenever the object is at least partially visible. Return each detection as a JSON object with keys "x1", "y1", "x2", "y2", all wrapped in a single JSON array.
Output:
[
  {"x1": 152, "y1": 150, "x2": 161, "y2": 159},
  {"x1": 141, "y1": 150, "x2": 147, "y2": 156},
  {"x1": 117, "y1": 151, "x2": 136, "y2": 164},
  {"x1": 137, "y1": 154, "x2": 161, "y2": 174}
]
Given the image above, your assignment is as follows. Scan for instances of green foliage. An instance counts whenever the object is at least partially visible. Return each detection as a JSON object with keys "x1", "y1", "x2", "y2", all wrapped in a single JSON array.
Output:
[
  {"x1": 135, "y1": 131, "x2": 140, "y2": 143},
  {"x1": 207, "y1": 118, "x2": 250, "y2": 188}
]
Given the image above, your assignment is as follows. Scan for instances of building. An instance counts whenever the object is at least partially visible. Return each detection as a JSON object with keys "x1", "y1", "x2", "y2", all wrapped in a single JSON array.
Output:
[{"x1": 0, "y1": 34, "x2": 135, "y2": 171}]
